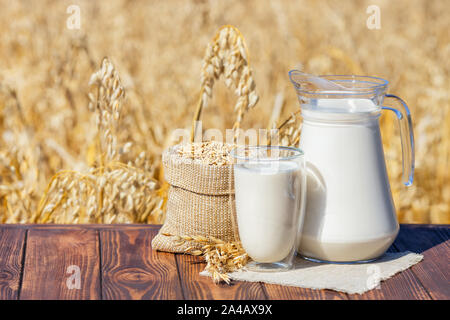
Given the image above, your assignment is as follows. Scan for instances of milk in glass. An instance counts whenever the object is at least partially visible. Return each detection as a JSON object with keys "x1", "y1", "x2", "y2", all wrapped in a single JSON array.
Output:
[{"x1": 233, "y1": 147, "x2": 306, "y2": 270}]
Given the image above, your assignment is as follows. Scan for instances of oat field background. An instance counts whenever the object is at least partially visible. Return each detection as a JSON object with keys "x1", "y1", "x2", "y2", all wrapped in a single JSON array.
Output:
[{"x1": 0, "y1": 0, "x2": 448, "y2": 224}]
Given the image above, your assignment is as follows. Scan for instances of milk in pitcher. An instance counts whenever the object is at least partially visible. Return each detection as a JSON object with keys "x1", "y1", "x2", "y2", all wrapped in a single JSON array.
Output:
[{"x1": 298, "y1": 98, "x2": 399, "y2": 262}]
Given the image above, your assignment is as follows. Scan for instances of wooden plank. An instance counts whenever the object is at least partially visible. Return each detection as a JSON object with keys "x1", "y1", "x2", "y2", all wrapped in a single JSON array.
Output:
[
  {"x1": 393, "y1": 224, "x2": 450, "y2": 300},
  {"x1": 347, "y1": 245, "x2": 431, "y2": 300},
  {"x1": 20, "y1": 229, "x2": 100, "y2": 300},
  {"x1": 0, "y1": 227, "x2": 26, "y2": 300},
  {"x1": 3, "y1": 224, "x2": 446, "y2": 300},
  {"x1": 263, "y1": 282, "x2": 348, "y2": 300},
  {"x1": 175, "y1": 253, "x2": 267, "y2": 300},
  {"x1": 101, "y1": 227, "x2": 183, "y2": 300},
  {"x1": 433, "y1": 226, "x2": 450, "y2": 242}
]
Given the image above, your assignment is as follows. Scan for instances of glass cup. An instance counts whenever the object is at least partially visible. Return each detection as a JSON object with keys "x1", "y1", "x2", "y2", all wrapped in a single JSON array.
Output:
[{"x1": 230, "y1": 146, "x2": 306, "y2": 271}]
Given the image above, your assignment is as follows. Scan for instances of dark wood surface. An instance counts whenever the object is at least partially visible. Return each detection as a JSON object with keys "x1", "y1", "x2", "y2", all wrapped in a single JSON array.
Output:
[{"x1": 0, "y1": 224, "x2": 448, "y2": 300}]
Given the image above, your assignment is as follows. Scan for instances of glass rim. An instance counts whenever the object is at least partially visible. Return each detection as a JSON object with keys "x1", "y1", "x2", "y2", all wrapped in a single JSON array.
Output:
[
  {"x1": 289, "y1": 72, "x2": 389, "y2": 96},
  {"x1": 230, "y1": 145, "x2": 304, "y2": 162}
]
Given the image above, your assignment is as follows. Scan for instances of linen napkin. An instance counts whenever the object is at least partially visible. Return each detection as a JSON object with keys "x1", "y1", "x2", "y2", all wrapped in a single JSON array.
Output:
[{"x1": 201, "y1": 251, "x2": 423, "y2": 295}]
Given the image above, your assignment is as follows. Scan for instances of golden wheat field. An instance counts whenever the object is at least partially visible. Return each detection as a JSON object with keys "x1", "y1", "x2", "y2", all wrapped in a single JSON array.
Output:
[{"x1": 0, "y1": 0, "x2": 448, "y2": 225}]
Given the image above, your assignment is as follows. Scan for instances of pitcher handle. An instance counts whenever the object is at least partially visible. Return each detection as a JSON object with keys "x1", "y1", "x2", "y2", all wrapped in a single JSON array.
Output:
[{"x1": 382, "y1": 94, "x2": 415, "y2": 186}]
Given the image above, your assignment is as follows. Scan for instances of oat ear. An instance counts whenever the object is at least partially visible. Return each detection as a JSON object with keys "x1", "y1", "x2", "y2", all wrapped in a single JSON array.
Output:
[
  {"x1": 31, "y1": 58, "x2": 164, "y2": 224},
  {"x1": 191, "y1": 25, "x2": 259, "y2": 144},
  {"x1": 160, "y1": 232, "x2": 248, "y2": 284}
]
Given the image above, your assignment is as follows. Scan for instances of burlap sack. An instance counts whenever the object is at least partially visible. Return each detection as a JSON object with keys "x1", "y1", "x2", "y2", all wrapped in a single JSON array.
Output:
[{"x1": 152, "y1": 144, "x2": 238, "y2": 253}]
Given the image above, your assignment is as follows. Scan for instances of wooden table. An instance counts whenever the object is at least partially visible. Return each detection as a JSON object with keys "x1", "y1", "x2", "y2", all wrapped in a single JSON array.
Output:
[{"x1": 0, "y1": 224, "x2": 448, "y2": 300}]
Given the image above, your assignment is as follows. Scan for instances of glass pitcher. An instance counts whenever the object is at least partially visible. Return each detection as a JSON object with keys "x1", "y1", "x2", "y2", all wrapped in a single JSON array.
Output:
[{"x1": 289, "y1": 71, "x2": 414, "y2": 263}]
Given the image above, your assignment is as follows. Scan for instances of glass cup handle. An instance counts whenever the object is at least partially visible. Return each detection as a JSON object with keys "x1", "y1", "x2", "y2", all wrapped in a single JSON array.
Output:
[{"x1": 382, "y1": 94, "x2": 415, "y2": 186}]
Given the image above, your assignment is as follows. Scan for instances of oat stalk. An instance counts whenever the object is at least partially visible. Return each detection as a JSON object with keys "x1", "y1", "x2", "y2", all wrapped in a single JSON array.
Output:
[
  {"x1": 191, "y1": 25, "x2": 259, "y2": 143},
  {"x1": 32, "y1": 58, "x2": 165, "y2": 224},
  {"x1": 163, "y1": 232, "x2": 249, "y2": 284},
  {"x1": 270, "y1": 110, "x2": 302, "y2": 147}
]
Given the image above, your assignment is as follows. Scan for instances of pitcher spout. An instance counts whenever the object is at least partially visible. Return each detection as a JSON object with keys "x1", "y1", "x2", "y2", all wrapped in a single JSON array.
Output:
[{"x1": 289, "y1": 70, "x2": 349, "y2": 93}]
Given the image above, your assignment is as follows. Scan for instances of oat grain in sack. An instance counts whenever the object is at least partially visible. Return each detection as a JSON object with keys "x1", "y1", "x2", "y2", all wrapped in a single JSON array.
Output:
[{"x1": 152, "y1": 142, "x2": 238, "y2": 253}]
